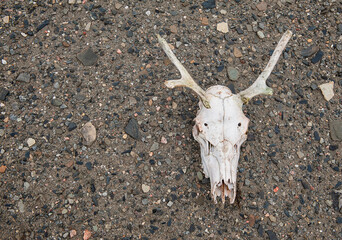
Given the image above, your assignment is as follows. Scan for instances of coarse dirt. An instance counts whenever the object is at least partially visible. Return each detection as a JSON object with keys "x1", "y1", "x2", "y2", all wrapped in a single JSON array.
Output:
[{"x1": 0, "y1": 0, "x2": 341, "y2": 239}]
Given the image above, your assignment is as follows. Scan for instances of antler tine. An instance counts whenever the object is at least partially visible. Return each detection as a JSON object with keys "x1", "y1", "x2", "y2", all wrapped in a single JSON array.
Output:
[
  {"x1": 157, "y1": 34, "x2": 211, "y2": 108},
  {"x1": 238, "y1": 30, "x2": 293, "y2": 102}
]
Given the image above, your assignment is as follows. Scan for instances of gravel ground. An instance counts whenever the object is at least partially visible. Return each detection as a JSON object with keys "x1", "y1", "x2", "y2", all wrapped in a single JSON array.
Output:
[{"x1": 0, "y1": 0, "x2": 341, "y2": 239}]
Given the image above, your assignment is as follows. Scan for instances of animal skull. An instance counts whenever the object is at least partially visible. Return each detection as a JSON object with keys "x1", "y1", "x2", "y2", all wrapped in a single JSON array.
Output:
[{"x1": 157, "y1": 30, "x2": 292, "y2": 203}]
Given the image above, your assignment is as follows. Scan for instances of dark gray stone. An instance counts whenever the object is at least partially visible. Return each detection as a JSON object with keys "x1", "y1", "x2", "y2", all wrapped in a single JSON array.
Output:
[
  {"x1": 311, "y1": 50, "x2": 324, "y2": 64},
  {"x1": 0, "y1": 88, "x2": 9, "y2": 101},
  {"x1": 17, "y1": 73, "x2": 30, "y2": 83},
  {"x1": 266, "y1": 230, "x2": 278, "y2": 240},
  {"x1": 202, "y1": 0, "x2": 216, "y2": 9},
  {"x1": 125, "y1": 118, "x2": 140, "y2": 140},
  {"x1": 301, "y1": 45, "x2": 319, "y2": 57},
  {"x1": 77, "y1": 48, "x2": 98, "y2": 66},
  {"x1": 227, "y1": 67, "x2": 239, "y2": 81},
  {"x1": 68, "y1": 122, "x2": 77, "y2": 131}
]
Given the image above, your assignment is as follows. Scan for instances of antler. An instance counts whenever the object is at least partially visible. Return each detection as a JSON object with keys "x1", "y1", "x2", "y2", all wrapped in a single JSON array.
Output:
[
  {"x1": 238, "y1": 30, "x2": 293, "y2": 102},
  {"x1": 157, "y1": 34, "x2": 211, "y2": 108}
]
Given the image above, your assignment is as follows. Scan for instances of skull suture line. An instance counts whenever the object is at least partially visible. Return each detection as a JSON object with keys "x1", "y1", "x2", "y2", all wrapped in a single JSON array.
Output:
[{"x1": 157, "y1": 30, "x2": 292, "y2": 204}]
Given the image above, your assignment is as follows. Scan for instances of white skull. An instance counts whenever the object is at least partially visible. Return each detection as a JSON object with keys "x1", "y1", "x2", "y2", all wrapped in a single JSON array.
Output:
[
  {"x1": 157, "y1": 30, "x2": 292, "y2": 204},
  {"x1": 192, "y1": 86, "x2": 249, "y2": 203}
]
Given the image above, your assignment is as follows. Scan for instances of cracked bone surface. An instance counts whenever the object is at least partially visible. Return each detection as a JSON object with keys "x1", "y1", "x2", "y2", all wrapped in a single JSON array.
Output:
[{"x1": 158, "y1": 30, "x2": 292, "y2": 204}]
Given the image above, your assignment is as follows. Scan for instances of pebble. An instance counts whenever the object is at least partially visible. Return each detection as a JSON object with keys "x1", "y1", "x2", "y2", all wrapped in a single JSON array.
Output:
[
  {"x1": 257, "y1": 31, "x2": 265, "y2": 39},
  {"x1": 201, "y1": 17, "x2": 209, "y2": 26},
  {"x1": 0, "y1": 88, "x2": 9, "y2": 101},
  {"x1": 266, "y1": 230, "x2": 278, "y2": 240},
  {"x1": 142, "y1": 184, "x2": 150, "y2": 193},
  {"x1": 36, "y1": 20, "x2": 49, "y2": 32},
  {"x1": 24, "y1": 182, "x2": 30, "y2": 191},
  {"x1": 201, "y1": 0, "x2": 216, "y2": 9},
  {"x1": 3, "y1": 16, "x2": 10, "y2": 23},
  {"x1": 68, "y1": 122, "x2": 77, "y2": 131},
  {"x1": 256, "y1": 2, "x2": 267, "y2": 11},
  {"x1": 311, "y1": 50, "x2": 324, "y2": 64},
  {"x1": 197, "y1": 171, "x2": 203, "y2": 181},
  {"x1": 0, "y1": 165, "x2": 6, "y2": 173},
  {"x1": 330, "y1": 120, "x2": 342, "y2": 141},
  {"x1": 125, "y1": 118, "x2": 140, "y2": 140},
  {"x1": 115, "y1": 3, "x2": 122, "y2": 9},
  {"x1": 85, "y1": 22, "x2": 91, "y2": 31},
  {"x1": 51, "y1": 98, "x2": 63, "y2": 107},
  {"x1": 167, "y1": 201, "x2": 173, "y2": 207},
  {"x1": 81, "y1": 122, "x2": 96, "y2": 146},
  {"x1": 217, "y1": 22, "x2": 229, "y2": 33},
  {"x1": 62, "y1": 209, "x2": 68, "y2": 214},
  {"x1": 27, "y1": 138, "x2": 36, "y2": 147},
  {"x1": 170, "y1": 25, "x2": 177, "y2": 34},
  {"x1": 142, "y1": 198, "x2": 149, "y2": 205},
  {"x1": 150, "y1": 142, "x2": 159, "y2": 152},
  {"x1": 77, "y1": 48, "x2": 98, "y2": 66},
  {"x1": 0, "y1": 129, "x2": 4, "y2": 137},
  {"x1": 326, "y1": 200, "x2": 333, "y2": 207},
  {"x1": 17, "y1": 73, "x2": 30, "y2": 83},
  {"x1": 233, "y1": 47, "x2": 242, "y2": 58},
  {"x1": 1, "y1": 59, "x2": 7, "y2": 65},
  {"x1": 297, "y1": 151, "x2": 304, "y2": 158},
  {"x1": 146, "y1": 10, "x2": 151, "y2": 16},
  {"x1": 228, "y1": 67, "x2": 239, "y2": 81},
  {"x1": 18, "y1": 200, "x2": 25, "y2": 213},
  {"x1": 269, "y1": 215, "x2": 276, "y2": 222},
  {"x1": 85, "y1": 162, "x2": 92, "y2": 170},
  {"x1": 301, "y1": 45, "x2": 319, "y2": 57},
  {"x1": 319, "y1": 82, "x2": 334, "y2": 101}
]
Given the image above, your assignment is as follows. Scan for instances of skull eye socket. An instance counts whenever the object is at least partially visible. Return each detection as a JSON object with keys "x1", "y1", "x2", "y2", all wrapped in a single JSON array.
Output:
[{"x1": 204, "y1": 123, "x2": 208, "y2": 127}]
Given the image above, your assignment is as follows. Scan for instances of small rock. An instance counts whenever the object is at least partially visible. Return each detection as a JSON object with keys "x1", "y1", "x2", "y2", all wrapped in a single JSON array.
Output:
[
  {"x1": 68, "y1": 122, "x2": 77, "y2": 131},
  {"x1": 170, "y1": 25, "x2": 177, "y2": 34},
  {"x1": 197, "y1": 171, "x2": 203, "y2": 181},
  {"x1": 202, "y1": 0, "x2": 216, "y2": 9},
  {"x1": 150, "y1": 142, "x2": 159, "y2": 152},
  {"x1": 0, "y1": 129, "x2": 4, "y2": 137},
  {"x1": 51, "y1": 98, "x2": 63, "y2": 107},
  {"x1": 326, "y1": 200, "x2": 333, "y2": 207},
  {"x1": 330, "y1": 120, "x2": 342, "y2": 141},
  {"x1": 17, "y1": 73, "x2": 30, "y2": 83},
  {"x1": 81, "y1": 122, "x2": 96, "y2": 146},
  {"x1": 256, "y1": 2, "x2": 267, "y2": 11},
  {"x1": 1, "y1": 59, "x2": 7, "y2": 65},
  {"x1": 201, "y1": 17, "x2": 209, "y2": 26},
  {"x1": 115, "y1": 3, "x2": 122, "y2": 9},
  {"x1": 85, "y1": 162, "x2": 92, "y2": 170},
  {"x1": 145, "y1": 10, "x2": 151, "y2": 16},
  {"x1": 319, "y1": 82, "x2": 334, "y2": 101},
  {"x1": 0, "y1": 165, "x2": 7, "y2": 173},
  {"x1": 269, "y1": 215, "x2": 276, "y2": 222},
  {"x1": 77, "y1": 48, "x2": 98, "y2": 66},
  {"x1": 36, "y1": 20, "x2": 49, "y2": 32},
  {"x1": 27, "y1": 138, "x2": 36, "y2": 147},
  {"x1": 18, "y1": 200, "x2": 25, "y2": 213},
  {"x1": 297, "y1": 151, "x2": 304, "y2": 158},
  {"x1": 0, "y1": 87, "x2": 9, "y2": 101},
  {"x1": 85, "y1": 22, "x2": 91, "y2": 31},
  {"x1": 68, "y1": 0, "x2": 76, "y2": 4},
  {"x1": 266, "y1": 230, "x2": 278, "y2": 240},
  {"x1": 24, "y1": 182, "x2": 30, "y2": 191},
  {"x1": 311, "y1": 50, "x2": 324, "y2": 64},
  {"x1": 228, "y1": 67, "x2": 239, "y2": 81},
  {"x1": 62, "y1": 41, "x2": 70, "y2": 47},
  {"x1": 161, "y1": 136, "x2": 167, "y2": 144},
  {"x1": 62, "y1": 209, "x2": 68, "y2": 214},
  {"x1": 301, "y1": 45, "x2": 319, "y2": 57},
  {"x1": 3, "y1": 16, "x2": 10, "y2": 24},
  {"x1": 125, "y1": 118, "x2": 140, "y2": 140},
  {"x1": 233, "y1": 47, "x2": 242, "y2": 58},
  {"x1": 83, "y1": 229, "x2": 91, "y2": 240},
  {"x1": 217, "y1": 22, "x2": 228, "y2": 33},
  {"x1": 142, "y1": 199, "x2": 149, "y2": 205},
  {"x1": 167, "y1": 201, "x2": 173, "y2": 207},
  {"x1": 257, "y1": 31, "x2": 265, "y2": 39},
  {"x1": 70, "y1": 230, "x2": 77, "y2": 238},
  {"x1": 142, "y1": 184, "x2": 150, "y2": 193}
]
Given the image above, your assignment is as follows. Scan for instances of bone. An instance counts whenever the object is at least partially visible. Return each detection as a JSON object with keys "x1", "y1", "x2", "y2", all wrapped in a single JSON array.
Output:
[
  {"x1": 238, "y1": 30, "x2": 293, "y2": 101},
  {"x1": 157, "y1": 34, "x2": 211, "y2": 108}
]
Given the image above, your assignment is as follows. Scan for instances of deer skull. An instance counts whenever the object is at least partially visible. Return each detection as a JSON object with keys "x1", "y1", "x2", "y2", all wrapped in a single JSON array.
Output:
[{"x1": 157, "y1": 30, "x2": 292, "y2": 203}]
